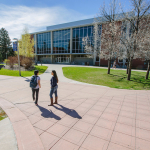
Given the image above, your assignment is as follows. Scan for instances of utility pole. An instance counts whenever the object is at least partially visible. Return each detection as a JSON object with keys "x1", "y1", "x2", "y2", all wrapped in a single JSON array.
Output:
[{"x1": 13, "y1": 38, "x2": 21, "y2": 76}]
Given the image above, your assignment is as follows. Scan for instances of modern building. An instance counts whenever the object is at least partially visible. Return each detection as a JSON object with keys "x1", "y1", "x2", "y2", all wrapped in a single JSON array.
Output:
[{"x1": 31, "y1": 13, "x2": 148, "y2": 69}]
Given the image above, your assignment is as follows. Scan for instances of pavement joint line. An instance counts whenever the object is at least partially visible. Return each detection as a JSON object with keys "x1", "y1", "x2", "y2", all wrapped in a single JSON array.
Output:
[
  {"x1": 0, "y1": 98, "x2": 45, "y2": 150},
  {"x1": 106, "y1": 94, "x2": 134, "y2": 150},
  {"x1": 31, "y1": 97, "x2": 84, "y2": 126},
  {"x1": 60, "y1": 90, "x2": 111, "y2": 149},
  {"x1": 52, "y1": 83, "x2": 90, "y2": 103},
  {"x1": 11, "y1": 118, "x2": 28, "y2": 124},
  {"x1": 1, "y1": 66, "x2": 150, "y2": 149},
  {"x1": 0, "y1": 96, "x2": 16, "y2": 106},
  {"x1": 32, "y1": 97, "x2": 89, "y2": 147},
  {"x1": 0, "y1": 87, "x2": 32, "y2": 97},
  {"x1": 78, "y1": 94, "x2": 114, "y2": 150},
  {"x1": 47, "y1": 98, "x2": 89, "y2": 149},
  {"x1": 33, "y1": 126, "x2": 45, "y2": 136}
]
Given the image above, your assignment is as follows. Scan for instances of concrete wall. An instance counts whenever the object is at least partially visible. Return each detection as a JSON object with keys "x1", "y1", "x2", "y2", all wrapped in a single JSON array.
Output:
[{"x1": 73, "y1": 57, "x2": 93, "y2": 65}]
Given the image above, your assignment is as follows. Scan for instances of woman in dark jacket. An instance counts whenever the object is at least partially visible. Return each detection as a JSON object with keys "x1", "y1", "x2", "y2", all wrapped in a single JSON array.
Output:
[{"x1": 48, "y1": 70, "x2": 58, "y2": 106}]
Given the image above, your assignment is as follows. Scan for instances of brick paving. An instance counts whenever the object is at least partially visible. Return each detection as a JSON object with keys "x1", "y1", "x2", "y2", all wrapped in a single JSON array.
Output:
[{"x1": 0, "y1": 67, "x2": 150, "y2": 150}]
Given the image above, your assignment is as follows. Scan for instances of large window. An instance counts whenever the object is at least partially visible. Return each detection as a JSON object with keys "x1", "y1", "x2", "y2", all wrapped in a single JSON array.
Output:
[
  {"x1": 55, "y1": 55, "x2": 70, "y2": 63},
  {"x1": 37, "y1": 32, "x2": 51, "y2": 54},
  {"x1": 53, "y1": 29, "x2": 70, "y2": 54},
  {"x1": 72, "y1": 26, "x2": 94, "y2": 53}
]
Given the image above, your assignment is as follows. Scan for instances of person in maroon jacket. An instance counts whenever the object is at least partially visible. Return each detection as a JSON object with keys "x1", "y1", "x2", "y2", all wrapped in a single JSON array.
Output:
[{"x1": 48, "y1": 70, "x2": 58, "y2": 106}]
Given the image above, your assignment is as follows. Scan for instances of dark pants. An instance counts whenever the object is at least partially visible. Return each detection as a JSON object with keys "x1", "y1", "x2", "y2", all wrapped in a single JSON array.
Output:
[{"x1": 32, "y1": 88, "x2": 39, "y2": 104}]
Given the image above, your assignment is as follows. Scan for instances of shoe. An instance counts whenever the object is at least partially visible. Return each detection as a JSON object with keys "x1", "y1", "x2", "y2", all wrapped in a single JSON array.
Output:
[
  {"x1": 48, "y1": 98, "x2": 53, "y2": 106},
  {"x1": 54, "y1": 97, "x2": 58, "y2": 104}
]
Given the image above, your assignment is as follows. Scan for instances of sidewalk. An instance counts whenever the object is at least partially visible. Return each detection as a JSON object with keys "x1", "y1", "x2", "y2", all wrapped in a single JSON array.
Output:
[
  {"x1": 0, "y1": 65, "x2": 150, "y2": 150},
  {"x1": 39, "y1": 64, "x2": 110, "y2": 87},
  {"x1": 38, "y1": 63, "x2": 147, "y2": 72},
  {"x1": 0, "y1": 118, "x2": 18, "y2": 150}
]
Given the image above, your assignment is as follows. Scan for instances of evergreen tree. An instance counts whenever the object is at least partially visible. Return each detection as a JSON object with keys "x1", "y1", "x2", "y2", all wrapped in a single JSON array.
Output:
[
  {"x1": 0, "y1": 28, "x2": 13, "y2": 60},
  {"x1": 0, "y1": 52, "x2": 2, "y2": 62}
]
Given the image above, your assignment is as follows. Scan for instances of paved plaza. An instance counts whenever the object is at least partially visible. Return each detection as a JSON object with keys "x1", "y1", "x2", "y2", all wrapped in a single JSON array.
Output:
[{"x1": 0, "y1": 64, "x2": 150, "y2": 150}]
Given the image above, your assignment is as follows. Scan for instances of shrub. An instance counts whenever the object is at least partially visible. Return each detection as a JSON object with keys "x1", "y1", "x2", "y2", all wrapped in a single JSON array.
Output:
[
  {"x1": 15, "y1": 55, "x2": 24, "y2": 66},
  {"x1": 7, "y1": 56, "x2": 17, "y2": 68},
  {"x1": 22, "y1": 57, "x2": 33, "y2": 69},
  {"x1": 4, "y1": 59, "x2": 9, "y2": 65},
  {"x1": 19, "y1": 55, "x2": 24, "y2": 66}
]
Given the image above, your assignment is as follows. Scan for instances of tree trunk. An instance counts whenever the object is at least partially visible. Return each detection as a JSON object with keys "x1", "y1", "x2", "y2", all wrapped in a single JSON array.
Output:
[
  {"x1": 146, "y1": 61, "x2": 150, "y2": 79},
  {"x1": 126, "y1": 61, "x2": 129, "y2": 74},
  {"x1": 127, "y1": 59, "x2": 132, "y2": 80},
  {"x1": 107, "y1": 59, "x2": 111, "y2": 74}
]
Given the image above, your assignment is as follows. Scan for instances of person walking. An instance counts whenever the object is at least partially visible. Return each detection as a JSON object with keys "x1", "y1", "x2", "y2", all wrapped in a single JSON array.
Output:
[
  {"x1": 30, "y1": 70, "x2": 41, "y2": 106},
  {"x1": 112, "y1": 60, "x2": 117, "y2": 69},
  {"x1": 48, "y1": 70, "x2": 58, "y2": 106}
]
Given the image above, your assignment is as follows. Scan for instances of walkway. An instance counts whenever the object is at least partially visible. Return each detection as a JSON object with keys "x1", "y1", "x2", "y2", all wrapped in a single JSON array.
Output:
[
  {"x1": 0, "y1": 118, "x2": 18, "y2": 150},
  {"x1": 39, "y1": 64, "x2": 109, "y2": 87},
  {"x1": 0, "y1": 65, "x2": 150, "y2": 150}
]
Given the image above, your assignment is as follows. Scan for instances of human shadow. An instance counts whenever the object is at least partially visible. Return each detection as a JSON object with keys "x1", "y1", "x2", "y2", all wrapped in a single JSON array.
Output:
[
  {"x1": 53, "y1": 104, "x2": 82, "y2": 119},
  {"x1": 22, "y1": 77, "x2": 31, "y2": 82},
  {"x1": 37, "y1": 105, "x2": 61, "y2": 120}
]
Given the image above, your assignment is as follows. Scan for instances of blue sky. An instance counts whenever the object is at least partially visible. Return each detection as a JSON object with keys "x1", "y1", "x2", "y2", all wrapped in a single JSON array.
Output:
[{"x1": 0, "y1": 0, "x2": 132, "y2": 40}]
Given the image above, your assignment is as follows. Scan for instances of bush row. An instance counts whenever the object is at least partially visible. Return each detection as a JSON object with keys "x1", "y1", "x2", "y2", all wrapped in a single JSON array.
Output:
[{"x1": 7, "y1": 56, "x2": 33, "y2": 69}]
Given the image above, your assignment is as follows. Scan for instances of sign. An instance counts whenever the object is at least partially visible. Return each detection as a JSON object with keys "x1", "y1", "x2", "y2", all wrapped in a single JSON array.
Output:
[{"x1": 13, "y1": 42, "x2": 17, "y2": 51}]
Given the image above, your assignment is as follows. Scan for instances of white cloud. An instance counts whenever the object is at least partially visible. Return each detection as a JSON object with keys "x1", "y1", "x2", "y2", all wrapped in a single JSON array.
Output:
[{"x1": 0, "y1": 4, "x2": 93, "y2": 40}]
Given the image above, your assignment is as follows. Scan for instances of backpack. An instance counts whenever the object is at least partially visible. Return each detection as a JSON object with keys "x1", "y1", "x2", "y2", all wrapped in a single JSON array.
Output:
[{"x1": 30, "y1": 76, "x2": 38, "y2": 88}]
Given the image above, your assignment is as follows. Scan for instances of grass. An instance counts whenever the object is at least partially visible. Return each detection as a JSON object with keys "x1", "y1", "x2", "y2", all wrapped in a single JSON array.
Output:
[
  {"x1": 0, "y1": 116, "x2": 6, "y2": 121},
  {"x1": 0, "y1": 66, "x2": 48, "y2": 77},
  {"x1": 62, "y1": 67, "x2": 150, "y2": 90},
  {"x1": 0, "y1": 108, "x2": 7, "y2": 121}
]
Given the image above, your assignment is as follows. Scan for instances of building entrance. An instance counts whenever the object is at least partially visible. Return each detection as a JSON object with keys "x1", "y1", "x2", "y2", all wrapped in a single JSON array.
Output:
[{"x1": 55, "y1": 55, "x2": 70, "y2": 63}]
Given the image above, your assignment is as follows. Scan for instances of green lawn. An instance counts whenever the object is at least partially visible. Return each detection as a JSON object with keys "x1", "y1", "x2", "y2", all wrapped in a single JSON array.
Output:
[
  {"x1": 0, "y1": 116, "x2": 6, "y2": 121},
  {"x1": 0, "y1": 109, "x2": 7, "y2": 121},
  {"x1": 62, "y1": 67, "x2": 150, "y2": 90},
  {"x1": 0, "y1": 66, "x2": 48, "y2": 77}
]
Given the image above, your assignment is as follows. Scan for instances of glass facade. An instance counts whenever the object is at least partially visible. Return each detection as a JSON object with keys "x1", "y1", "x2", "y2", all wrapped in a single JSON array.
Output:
[
  {"x1": 54, "y1": 55, "x2": 70, "y2": 63},
  {"x1": 37, "y1": 32, "x2": 51, "y2": 54},
  {"x1": 72, "y1": 26, "x2": 94, "y2": 53},
  {"x1": 36, "y1": 25, "x2": 102, "y2": 55},
  {"x1": 53, "y1": 29, "x2": 70, "y2": 53}
]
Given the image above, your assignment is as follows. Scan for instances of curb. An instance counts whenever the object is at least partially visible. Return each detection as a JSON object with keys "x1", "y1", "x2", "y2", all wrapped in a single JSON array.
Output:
[{"x1": 0, "y1": 98, "x2": 44, "y2": 150}]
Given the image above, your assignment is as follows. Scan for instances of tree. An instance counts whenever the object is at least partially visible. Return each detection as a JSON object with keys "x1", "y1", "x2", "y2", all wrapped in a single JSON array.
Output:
[
  {"x1": 100, "y1": 21, "x2": 121, "y2": 74},
  {"x1": 83, "y1": 22, "x2": 101, "y2": 66},
  {"x1": 0, "y1": 52, "x2": 2, "y2": 62},
  {"x1": 144, "y1": 34, "x2": 150, "y2": 80},
  {"x1": 83, "y1": 0, "x2": 121, "y2": 74},
  {"x1": 0, "y1": 28, "x2": 12, "y2": 60},
  {"x1": 120, "y1": 0, "x2": 150, "y2": 80},
  {"x1": 18, "y1": 27, "x2": 34, "y2": 58},
  {"x1": 138, "y1": 19, "x2": 150, "y2": 79},
  {"x1": 98, "y1": 0, "x2": 121, "y2": 74}
]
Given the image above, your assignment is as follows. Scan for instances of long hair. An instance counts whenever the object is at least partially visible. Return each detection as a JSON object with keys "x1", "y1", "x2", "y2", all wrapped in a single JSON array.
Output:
[{"x1": 52, "y1": 70, "x2": 58, "y2": 83}]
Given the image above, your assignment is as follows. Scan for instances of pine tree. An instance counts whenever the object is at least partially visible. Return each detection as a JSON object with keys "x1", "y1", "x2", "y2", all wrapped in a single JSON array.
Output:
[
  {"x1": 0, "y1": 52, "x2": 2, "y2": 62},
  {"x1": 0, "y1": 28, "x2": 12, "y2": 60}
]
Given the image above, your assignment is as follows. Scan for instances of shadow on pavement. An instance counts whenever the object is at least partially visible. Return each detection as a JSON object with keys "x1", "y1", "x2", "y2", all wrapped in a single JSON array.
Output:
[
  {"x1": 53, "y1": 104, "x2": 82, "y2": 119},
  {"x1": 22, "y1": 77, "x2": 31, "y2": 82},
  {"x1": 37, "y1": 105, "x2": 61, "y2": 120}
]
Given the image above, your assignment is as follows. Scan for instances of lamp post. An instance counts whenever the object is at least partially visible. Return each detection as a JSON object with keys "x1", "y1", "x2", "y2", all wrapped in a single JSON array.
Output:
[
  {"x1": 6, "y1": 50, "x2": 9, "y2": 59},
  {"x1": 13, "y1": 38, "x2": 21, "y2": 76}
]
